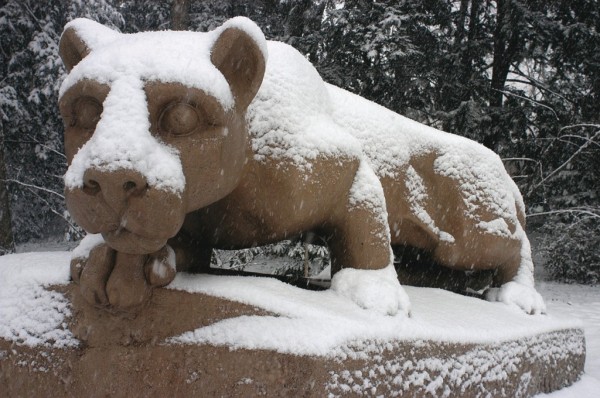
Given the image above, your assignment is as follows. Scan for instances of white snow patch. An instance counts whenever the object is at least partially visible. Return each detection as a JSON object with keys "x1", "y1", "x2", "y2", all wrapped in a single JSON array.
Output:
[
  {"x1": 0, "y1": 252, "x2": 76, "y2": 348},
  {"x1": 167, "y1": 272, "x2": 577, "y2": 357},
  {"x1": 486, "y1": 281, "x2": 546, "y2": 315},
  {"x1": 348, "y1": 160, "x2": 386, "y2": 213},
  {"x1": 60, "y1": 18, "x2": 236, "y2": 107},
  {"x1": 405, "y1": 165, "x2": 454, "y2": 243},
  {"x1": 70, "y1": 233, "x2": 104, "y2": 260},
  {"x1": 330, "y1": 264, "x2": 410, "y2": 316},
  {"x1": 347, "y1": 160, "x2": 391, "y2": 242},
  {"x1": 247, "y1": 41, "x2": 362, "y2": 171},
  {"x1": 63, "y1": 77, "x2": 186, "y2": 194},
  {"x1": 151, "y1": 245, "x2": 177, "y2": 278},
  {"x1": 477, "y1": 218, "x2": 511, "y2": 237},
  {"x1": 62, "y1": 18, "x2": 120, "y2": 52}
]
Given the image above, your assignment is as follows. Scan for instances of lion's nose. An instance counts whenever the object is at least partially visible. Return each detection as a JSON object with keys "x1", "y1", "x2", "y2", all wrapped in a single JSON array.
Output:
[{"x1": 83, "y1": 168, "x2": 148, "y2": 203}]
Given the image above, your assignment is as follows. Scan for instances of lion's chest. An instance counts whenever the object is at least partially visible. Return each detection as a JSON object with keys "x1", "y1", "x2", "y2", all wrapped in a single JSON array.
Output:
[{"x1": 181, "y1": 156, "x2": 359, "y2": 249}]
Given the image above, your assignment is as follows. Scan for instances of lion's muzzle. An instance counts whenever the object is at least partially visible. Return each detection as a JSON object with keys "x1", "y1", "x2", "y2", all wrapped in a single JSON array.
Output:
[
  {"x1": 82, "y1": 168, "x2": 148, "y2": 212},
  {"x1": 66, "y1": 167, "x2": 186, "y2": 255}
]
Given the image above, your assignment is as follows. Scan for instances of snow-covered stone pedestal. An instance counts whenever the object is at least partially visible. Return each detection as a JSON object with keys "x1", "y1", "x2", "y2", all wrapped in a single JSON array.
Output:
[{"x1": 0, "y1": 253, "x2": 586, "y2": 396}]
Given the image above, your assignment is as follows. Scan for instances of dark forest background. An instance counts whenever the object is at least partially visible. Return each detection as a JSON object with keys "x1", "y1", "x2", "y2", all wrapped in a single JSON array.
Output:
[{"x1": 0, "y1": 0, "x2": 598, "y2": 283}]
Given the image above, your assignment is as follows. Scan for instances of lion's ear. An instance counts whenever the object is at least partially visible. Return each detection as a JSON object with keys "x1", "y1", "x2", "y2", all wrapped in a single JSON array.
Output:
[
  {"x1": 60, "y1": 18, "x2": 119, "y2": 72},
  {"x1": 210, "y1": 18, "x2": 267, "y2": 110}
]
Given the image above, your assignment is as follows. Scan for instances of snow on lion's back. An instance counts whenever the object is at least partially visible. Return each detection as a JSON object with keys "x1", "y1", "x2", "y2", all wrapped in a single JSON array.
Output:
[
  {"x1": 251, "y1": 39, "x2": 526, "y2": 233},
  {"x1": 326, "y1": 82, "x2": 526, "y2": 230}
]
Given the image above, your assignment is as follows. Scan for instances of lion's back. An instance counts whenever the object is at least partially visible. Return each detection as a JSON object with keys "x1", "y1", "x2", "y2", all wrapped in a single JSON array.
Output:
[{"x1": 247, "y1": 42, "x2": 363, "y2": 169}]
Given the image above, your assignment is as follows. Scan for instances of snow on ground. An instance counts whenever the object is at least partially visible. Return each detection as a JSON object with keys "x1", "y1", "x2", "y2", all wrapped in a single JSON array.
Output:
[
  {"x1": 0, "y1": 252, "x2": 76, "y2": 348},
  {"x1": 534, "y1": 281, "x2": 600, "y2": 397},
  {"x1": 0, "y1": 249, "x2": 598, "y2": 396}
]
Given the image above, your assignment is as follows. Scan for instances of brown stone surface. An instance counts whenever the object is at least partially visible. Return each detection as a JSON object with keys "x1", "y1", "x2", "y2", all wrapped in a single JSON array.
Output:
[
  {"x1": 0, "y1": 285, "x2": 585, "y2": 397},
  {"x1": 67, "y1": 284, "x2": 269, "y2": 347}
]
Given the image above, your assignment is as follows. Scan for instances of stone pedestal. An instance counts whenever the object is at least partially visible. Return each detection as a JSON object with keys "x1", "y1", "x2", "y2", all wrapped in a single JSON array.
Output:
[{"x1": 0, "y1": 284, "x2": 586, "y2": 397}]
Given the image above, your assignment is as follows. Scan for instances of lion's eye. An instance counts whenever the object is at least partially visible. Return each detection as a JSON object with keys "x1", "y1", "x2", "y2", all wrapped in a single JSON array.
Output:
[
  {"x1": 72, "y1": 97, "x2": 102, "y2": 130},
  {"x1": 159, "y1": 103, "x2": 201, "y2": 136}
]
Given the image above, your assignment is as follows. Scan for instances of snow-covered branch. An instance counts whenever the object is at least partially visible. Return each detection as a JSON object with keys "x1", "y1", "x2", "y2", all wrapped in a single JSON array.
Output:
[
  {"x1": 492, "y1": 88, "x2": 558, "y2": 119},
  {"x1": 533, "y1": 128, "x2": 600, "y2": 190},
  {"x1": 3, "y1": 179, "x2": 64, "y2": 199},
  {"x1": 527, "y1": 207, "x2": 600, "y2": 220},
  {"x1": 23, "y1": 185, "x2": 81, "y2": 237}
]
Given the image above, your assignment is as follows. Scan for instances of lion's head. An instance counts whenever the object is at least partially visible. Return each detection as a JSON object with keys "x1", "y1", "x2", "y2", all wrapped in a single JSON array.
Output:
[{"x1": 59, "y1": 18, "x2": 266, "y2": 254}]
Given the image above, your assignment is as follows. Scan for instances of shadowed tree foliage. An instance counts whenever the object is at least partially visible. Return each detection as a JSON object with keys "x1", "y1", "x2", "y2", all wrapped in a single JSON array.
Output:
[{"x1": 0, "y1": 126, "x2": 14, "y2": 254}]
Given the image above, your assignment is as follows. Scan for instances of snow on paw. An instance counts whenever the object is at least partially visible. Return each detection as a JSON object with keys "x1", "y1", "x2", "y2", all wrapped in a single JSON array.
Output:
[
  {"x1": 144, "y1": 245, "x2": 177, "y2": 287},
  {"x1": 71, "y1": 239, "x2": 115, "y2": 308},
  {"x1": 70, "y1": 234, "x2": 177, "y2": 312},
  {"x1": 330, "y1": 265, "x2": 410, "y2": 316},
  {"x1": 485, "y1": 281, "x2": 546, "y2": 315}
]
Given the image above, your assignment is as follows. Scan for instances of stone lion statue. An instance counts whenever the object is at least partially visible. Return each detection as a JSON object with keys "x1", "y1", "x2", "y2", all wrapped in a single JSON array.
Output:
[{"x1": 59, "y1": 17, "x2": 545, "y2": 316}]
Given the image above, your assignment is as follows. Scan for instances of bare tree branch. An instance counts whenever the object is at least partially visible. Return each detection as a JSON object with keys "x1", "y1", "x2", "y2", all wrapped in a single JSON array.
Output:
[
  {"x1": 492, "y1": 88, "x2": 558, "y2": 119},
  {"x1": 527, "y1": 207, "x2": 600, "y2": 220},
  {"x1": 509, "y1": 64, "x2": 575, "y2": 104},
  {"x1": 3, "y1": 179, "x2": 64, "y2": 199},
  {"x1": 23, "y1": 187, "x2": 81, "y2": 238},
  {"x1": 533, "y1": 128, "x2": 600, "y2": 189}
]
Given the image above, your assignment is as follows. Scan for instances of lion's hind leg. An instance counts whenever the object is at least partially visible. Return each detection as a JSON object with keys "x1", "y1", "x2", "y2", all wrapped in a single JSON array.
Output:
[{"x1": 484, "y1": 226, "x2": 546, "y2": 314}]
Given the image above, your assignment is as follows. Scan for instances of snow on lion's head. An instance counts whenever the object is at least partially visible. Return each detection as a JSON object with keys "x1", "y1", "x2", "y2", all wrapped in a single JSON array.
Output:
[{"x1": 59, "y1": 17, "x2": 267, "y2": 254}]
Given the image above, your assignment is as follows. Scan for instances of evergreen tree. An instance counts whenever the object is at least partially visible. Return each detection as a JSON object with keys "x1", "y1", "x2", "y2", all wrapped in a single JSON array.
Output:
[{"x1": 0, "y1": 0, "x2": 124, "y2": 243}]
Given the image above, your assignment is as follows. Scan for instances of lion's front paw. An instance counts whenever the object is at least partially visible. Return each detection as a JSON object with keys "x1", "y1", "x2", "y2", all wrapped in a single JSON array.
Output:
[
  {"x1": 143, "y1": 245, "x2": 177, "y2": 287},
  {"x1": 485, "y1": 281, "x2": 546, "y2": 315},
  {"x1": 330, "y1": 265, "x2": 411, "y2": 316},
  {"x1": 70, "y1": 235, "x2": 177, "y2": 312}
]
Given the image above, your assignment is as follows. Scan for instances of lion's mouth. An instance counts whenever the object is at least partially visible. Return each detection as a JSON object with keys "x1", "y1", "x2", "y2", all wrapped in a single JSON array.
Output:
[
  {"x1": 65, "y1": 182, "x2": 185, "y2": 254},
  {"x1": 102, "y1": 226, "x2": 167, "y2": 255}
]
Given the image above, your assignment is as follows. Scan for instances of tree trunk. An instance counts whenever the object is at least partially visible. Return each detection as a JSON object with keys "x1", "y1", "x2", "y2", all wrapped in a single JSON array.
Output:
[
  {"x1": 171, "y1": 0, "x2": 191, "y2": 31},
  {"x1": 485, "y1": 0, "x2": 524, "y2": 150},
  {"x1": 454, "y1": 0, "x2": 469, "y2": 45},
  {"x1": 458, "y1": 0, "x2": 481, "y2": 102},
  {"x1": 0, "y1": 133, "x2": 15, "y2": 254}
]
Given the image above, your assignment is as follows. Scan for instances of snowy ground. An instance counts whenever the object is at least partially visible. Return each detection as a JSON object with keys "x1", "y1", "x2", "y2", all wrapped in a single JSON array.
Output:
[
  {"x1": 534, "y1": 281, "x2": 600, "y2": 397},
  {"x1": 3, "y1": 243, "x2": 600, "y2": 396}
]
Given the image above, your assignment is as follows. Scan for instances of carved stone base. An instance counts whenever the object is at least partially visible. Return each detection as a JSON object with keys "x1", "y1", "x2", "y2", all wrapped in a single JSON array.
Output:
[{"x1": 0, "y1": 284, "x2": 586, "y2": 397}]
